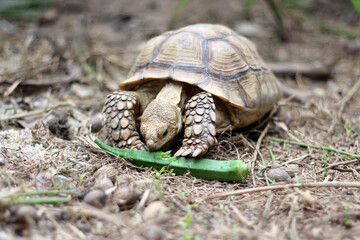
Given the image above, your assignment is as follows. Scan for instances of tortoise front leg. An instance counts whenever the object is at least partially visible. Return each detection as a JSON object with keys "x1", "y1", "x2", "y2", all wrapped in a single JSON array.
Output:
[
  {"x1": 104, "y1": 91, "x2": 148, "y2": 150},
  {"x1": 175, "y1": 92, "x2": 217, "y2": 158}
]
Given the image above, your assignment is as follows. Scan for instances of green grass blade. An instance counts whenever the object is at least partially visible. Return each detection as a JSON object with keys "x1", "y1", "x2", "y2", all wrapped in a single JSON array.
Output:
[
  {"x1": 351, "y1": 0, "x2": 360, "y2": 16},
  {"x1": 0, "y1": 0, "x2": 57, "y2": 20},
  {"x1": 265, "y1": 0, "x2": 284, "y2": 29},
  {"x1": 240, "y1": 0, "x2": 261, "y2": 17},
  {"x1": 168, "y1": 0, "x2": 189, "y2": 30}
]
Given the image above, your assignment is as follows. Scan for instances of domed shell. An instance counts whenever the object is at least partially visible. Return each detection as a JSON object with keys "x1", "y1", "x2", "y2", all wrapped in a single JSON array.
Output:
[{"x1": 119, "y1": 24, "x2": 282, "y2": 127}]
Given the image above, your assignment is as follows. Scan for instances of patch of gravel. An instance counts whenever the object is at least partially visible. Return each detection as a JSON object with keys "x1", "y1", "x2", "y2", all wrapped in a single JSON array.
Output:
[
  {"x1": 0, "y1": 128, "x2": 89, "y2": 164},
  {"x1": 0, "y1": 128, "x2": 46, "y2": 162}
]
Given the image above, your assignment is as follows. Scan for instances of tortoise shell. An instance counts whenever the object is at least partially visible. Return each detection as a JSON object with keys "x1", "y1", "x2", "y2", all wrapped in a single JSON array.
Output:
[{"x1": 119, "y1": 24, "x2": 282, "y2": 129}]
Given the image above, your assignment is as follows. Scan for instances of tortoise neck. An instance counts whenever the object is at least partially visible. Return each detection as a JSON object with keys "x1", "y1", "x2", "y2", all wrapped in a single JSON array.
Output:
[{"x1": 155, "y1": 82, "x2": 183, "y2": 107}]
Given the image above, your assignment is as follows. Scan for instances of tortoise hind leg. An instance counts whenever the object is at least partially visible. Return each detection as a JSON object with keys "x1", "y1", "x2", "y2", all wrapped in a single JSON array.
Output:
[
  {"x1": 175, "y1": 92, "x2": 217, "y2": 158},
  {"x1": 104, "y1": 91, "x2": 148, "y2": 150}
]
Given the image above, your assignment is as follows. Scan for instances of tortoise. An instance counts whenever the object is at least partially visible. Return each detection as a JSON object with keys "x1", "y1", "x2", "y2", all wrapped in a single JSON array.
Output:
[{"x1": 103, "y1": 23, "x2": 282, "y2": 157}]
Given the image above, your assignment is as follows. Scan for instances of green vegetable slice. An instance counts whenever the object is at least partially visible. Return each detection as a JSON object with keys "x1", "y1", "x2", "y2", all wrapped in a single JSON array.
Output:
[{"x1": 95, "y1": 140, "x2": 249, "y2": 182}]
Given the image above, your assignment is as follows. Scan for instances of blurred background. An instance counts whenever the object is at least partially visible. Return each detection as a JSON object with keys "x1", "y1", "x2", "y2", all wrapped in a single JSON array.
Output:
[{"x1": 0, "y1": 0, "x2": 359, "y2": 98}]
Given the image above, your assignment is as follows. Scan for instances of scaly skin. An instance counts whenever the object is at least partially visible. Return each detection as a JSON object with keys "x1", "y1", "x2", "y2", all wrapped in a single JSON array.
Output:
[
  {"x1": 175, "y1": 92, "x2": 217, "y2": 158},
  {"x1": 103, "y1": 91, "x2": 148, "y2": 150}
]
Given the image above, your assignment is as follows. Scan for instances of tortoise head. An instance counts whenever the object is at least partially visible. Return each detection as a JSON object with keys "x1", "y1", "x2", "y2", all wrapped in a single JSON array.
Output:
[{"x1": 140, "y1": 99, "x2": 182, "y2": 151}]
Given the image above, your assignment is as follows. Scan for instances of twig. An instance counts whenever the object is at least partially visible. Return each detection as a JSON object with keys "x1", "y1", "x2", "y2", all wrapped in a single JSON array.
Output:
[
  {"x1": 283, "y1": 154, "x2": 309, "y2": 165},
  {"x1": 250, "y1": 123, "x2": 270, "y2": 186},
  {"x1": 268, "y1": 62, "x2": 331, "y2": 79},
  {"x1": 270, "y1": 138, "x2": 360, "y2": 159},
  {"x1": 331, "y1": 167, "x2": 360, "y2": 173},
  {"x1": 205, "y1": 182, "x2": 360, "y2": 200},
  {"x1": 4, "y1": 78, "x2": 24, "y2": 97},
  {"x1": 0, "y1": 102, "x2": 74, "y2": 121},
  {"x1": 316, "y1": 159, "x2": 360, "y2": 173},
  {"x1": 337, "y1": 77, "x2": 360, "y2": 119}
]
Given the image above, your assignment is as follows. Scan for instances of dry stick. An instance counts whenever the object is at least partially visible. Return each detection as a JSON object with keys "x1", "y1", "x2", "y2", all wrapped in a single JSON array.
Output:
[
  {"x1": 316, "y1": 159, "x2": 360, "y2": 173},
  {"x1": 267, "y1": 62, "x2": 331, "y2": 79},
  {"x1": 0, "y1": 102, "x2": 74, "y2": 121},
  {"x1": 250, "y1": 123, "x2": 270, "y2": 186},
  {"x1": 205, "y1": 182, "x2": 360, "y2": 200},
  {"x1": 4, "y1": 78, "x2": 24, "y2": 97},
  {"x1": 283, "y1": 154, "x2": 309, "y2": 165},
  {"x1": 337, "y1": 77, "x2": 360, "y2": 118}
]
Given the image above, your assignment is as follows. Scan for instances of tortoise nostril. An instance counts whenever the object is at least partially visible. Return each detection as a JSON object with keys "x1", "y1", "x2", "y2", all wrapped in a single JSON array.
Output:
[{"x1": 162, "y1": 129, "x2": 168, "y2": 137}]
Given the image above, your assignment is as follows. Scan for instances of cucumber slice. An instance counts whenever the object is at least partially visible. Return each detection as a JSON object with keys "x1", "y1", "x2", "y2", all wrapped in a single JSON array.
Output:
[{"x1": 95, "y1": 140, "x2": 249, "y2": 182}]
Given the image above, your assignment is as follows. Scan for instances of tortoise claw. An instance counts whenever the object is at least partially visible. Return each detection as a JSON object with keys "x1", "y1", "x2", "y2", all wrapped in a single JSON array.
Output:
[{"x1": 175, "y1": 141, "x2": 208, "y2": 158}]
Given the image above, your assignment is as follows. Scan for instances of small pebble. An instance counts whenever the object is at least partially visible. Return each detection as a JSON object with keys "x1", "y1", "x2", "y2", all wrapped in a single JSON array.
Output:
[
  {"x1": 112, "y1": 186, "x2": 141, "y2": 210},
  {"x1": 143, "y1": 201, "x2": 167, "y2": 221},
  {"x1": 94, "y1": 176, "x2": 114, "y2": 191},
  {"x1": 267, "y1": 168, "x2": 291, "y2": 182},
  {"x1": 94, "y1": 166, "x2": 118, "y2": 182},
  {"x1": 115, "y1": 174, "x2": 134, "y2": 188},
  {"x1": 83, "y1": 189, "x2": 107, "y2": 208},
  {"x1": 35, "y1": 171, "x2": 53, "y2": 190},
  {"x1": 0, "y1": 156, "x2": 6, "y2": 166},
  {"x1": 282, "y1": 164, "x2": 300, "y2": 177}
]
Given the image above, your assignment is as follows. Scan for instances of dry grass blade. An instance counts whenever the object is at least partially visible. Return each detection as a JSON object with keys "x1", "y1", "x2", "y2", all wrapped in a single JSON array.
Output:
[
  {"x1": 250, "y1": 123, "x2": 270, "y2": 186},
  {"x1": 205, "y1": 182, "x2": 360, "y2": 200}
]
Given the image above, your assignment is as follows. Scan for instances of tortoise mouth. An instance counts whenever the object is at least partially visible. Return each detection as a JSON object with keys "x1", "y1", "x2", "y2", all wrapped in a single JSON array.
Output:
[
  {"x1": 146, "y1": 139, "x2": 159, "y2": 151},
  {"x1": 142, "y1": 130, "x2": 167, "y2": 151}
]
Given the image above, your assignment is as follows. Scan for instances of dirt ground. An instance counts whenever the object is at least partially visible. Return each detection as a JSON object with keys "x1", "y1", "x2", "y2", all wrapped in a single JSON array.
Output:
[{"x1": 1, "y1": 0, "x2": 360, "y2": 239}]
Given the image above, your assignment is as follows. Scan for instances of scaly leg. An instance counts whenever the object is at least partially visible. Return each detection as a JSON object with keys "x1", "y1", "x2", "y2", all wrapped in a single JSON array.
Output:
[
  {"x1": 175, "y1": 92, "x2": 217, "y2": 157},
  {"x1": 103, "y1": 91, "x2": 147, "y2": 150}
]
